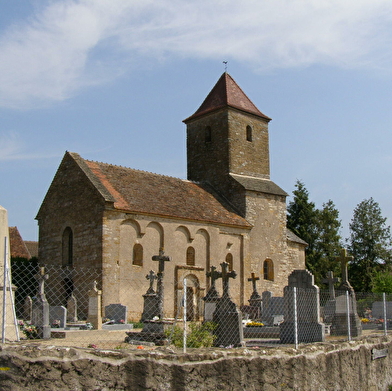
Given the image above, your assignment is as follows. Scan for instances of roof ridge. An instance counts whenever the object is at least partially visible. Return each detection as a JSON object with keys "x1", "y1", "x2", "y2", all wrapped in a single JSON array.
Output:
[{"x1": 82, "y1": 156, "x2": 185, "y2": 182}]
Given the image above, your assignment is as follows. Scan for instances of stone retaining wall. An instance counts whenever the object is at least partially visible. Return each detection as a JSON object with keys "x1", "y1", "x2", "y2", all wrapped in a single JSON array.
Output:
[{"x1": 1, "y1": 335, "x2": 392, "y2": 390}]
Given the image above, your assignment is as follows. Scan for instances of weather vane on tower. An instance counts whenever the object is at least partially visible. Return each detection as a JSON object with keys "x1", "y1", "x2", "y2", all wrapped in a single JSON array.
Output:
[{"x1": 223, "y1": 61, "x2": 228, "y2": 72}]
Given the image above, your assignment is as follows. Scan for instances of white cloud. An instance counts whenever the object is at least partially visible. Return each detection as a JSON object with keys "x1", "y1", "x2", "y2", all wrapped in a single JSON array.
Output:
[{"x1": 0, "y1": 0, "x2": 392, "y2": 108}]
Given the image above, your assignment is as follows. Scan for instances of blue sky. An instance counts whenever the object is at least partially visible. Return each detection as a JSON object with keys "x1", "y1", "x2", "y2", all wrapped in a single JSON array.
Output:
[{"x1": 1, "y1": 0, "x2": 392, "y2": 241}]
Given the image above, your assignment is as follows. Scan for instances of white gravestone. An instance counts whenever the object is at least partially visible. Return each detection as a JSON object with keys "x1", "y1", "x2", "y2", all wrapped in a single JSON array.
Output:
[{"x1": 0, "y1": 205, "x2": 18, "y2": 341}]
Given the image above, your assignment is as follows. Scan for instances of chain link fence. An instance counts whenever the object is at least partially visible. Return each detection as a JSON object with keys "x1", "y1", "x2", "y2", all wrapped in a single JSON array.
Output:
[{"x1": 1, "y1": 262, "x2": 391, "y2": 351}]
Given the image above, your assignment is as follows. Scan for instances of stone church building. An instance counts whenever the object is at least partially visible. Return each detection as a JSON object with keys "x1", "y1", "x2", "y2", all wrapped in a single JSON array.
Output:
[{"x1": 36, "y1": 73, "x2": 306, "y2": 321}]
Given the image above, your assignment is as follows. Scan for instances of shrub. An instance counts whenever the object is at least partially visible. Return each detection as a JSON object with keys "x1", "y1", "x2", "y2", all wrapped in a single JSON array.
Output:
[{"x1": 166, "y1": 322, "x2": 217, "y2": 348}]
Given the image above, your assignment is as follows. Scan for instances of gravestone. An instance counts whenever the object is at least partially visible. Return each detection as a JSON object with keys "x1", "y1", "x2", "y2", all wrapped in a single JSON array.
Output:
[
  {"x1": 212, "y1": 262, "x2": 244, "y2": 347},
  {"x1": 261, "y1": 291, "x2": 284, "y2": 326},
  {"x1": 49, "y1": 306, "x2": 67, "y2": 328},
  {"x1": 66, "y1": 293, "x2": 78, "y2": 322},
  {"x1": 126, "y1": 259, "x2": 173, "y2": 346},
  {"x1": 24, "y1": 296, "x2": 33, "y2": 322},
  {"x1": 322, "y1": 271, "x2": 340, "y2": 324},
  {"x1": 330, "y1": 249, "x2": 362, "y2": 337},
  {"x1": 280, "y1": 269, "x2": 325, "y2": 343},
  {"x1": 87, "y1": 281, "x2": 102, "y2": 330},
  {"x1": 203, "y1": 266, "x2": 220, "y2": 322},
  {"x1": 31, "y1": 267, "x2": 51, "y2": 339},
  {"x1": 141, "y1": 270, "x2": 160, "y2": 322},
  {"x1": 0, "y1": 205, "x2": 18, "y2": 341},
  {"x1": 247, "y1": 273, "x2": 262, "y2": 319},
  {"x1": 372, "y1": 301, "x2": 392, "y2": 319},
  {"x1": 105, "y1": 304, "x2": 128, "y2": 324}
]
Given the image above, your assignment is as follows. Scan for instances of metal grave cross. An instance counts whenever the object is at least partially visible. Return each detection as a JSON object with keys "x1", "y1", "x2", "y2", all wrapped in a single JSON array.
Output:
[
  {"x1": 207, "y1": 265, "x2": 220, "y2": 290},
  {"x1": 248, "y1": 272, "x2": 260, "y2": 293},
  {"x1": 35, "y1": 267, "x2": 49, "y2": 297},
  {"x1": 152, "y1": 248, "x2": 171, "y2": 319},
  {"x1": 336, "y1": 248, "x2": 353, "y2": 285},
  {"x1": 322, "y1": 271, "x2": 339, "y2": 300},
  {"x1": 152, "y1": 248, "x2": 171, "y2": 274},
  {"x1": 216, "y1": 261, "x2": 237, "y2": 298}
]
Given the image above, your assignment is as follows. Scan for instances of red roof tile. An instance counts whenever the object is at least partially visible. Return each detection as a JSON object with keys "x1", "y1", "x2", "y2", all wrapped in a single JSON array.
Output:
[
  {"x1": 184, "y1": 72, "x2": 271, "y2": 122},
  {"x1": 79, "y1": 156, "x2": 251, "y2": 228},
  {"x1": 9, "y1": 226, "x2": 31, "y2": 259}
]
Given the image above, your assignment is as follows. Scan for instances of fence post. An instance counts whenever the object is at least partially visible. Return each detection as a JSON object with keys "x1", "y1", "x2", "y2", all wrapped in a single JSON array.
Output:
[
  {"x1": 183, "y1": 278, "x2": 187, "y2": 353},
  {"x1": 346, "y1": 291, "x2": 351, "y2": 341},
  {"x1": 293, "y1": 287, "x2": 298, "y2": 349},
  {"x1": 2, "y1": 237, "x2": 7, "y2": 343},
  {"x1": 383, "y1": 292, "x2": 387, "y2": 336}
]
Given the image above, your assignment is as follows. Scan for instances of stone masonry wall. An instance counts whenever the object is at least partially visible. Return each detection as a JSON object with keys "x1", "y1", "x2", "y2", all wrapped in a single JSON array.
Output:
[{"x1": 1, "y1": 335, "x2": 392, "y2": 390}]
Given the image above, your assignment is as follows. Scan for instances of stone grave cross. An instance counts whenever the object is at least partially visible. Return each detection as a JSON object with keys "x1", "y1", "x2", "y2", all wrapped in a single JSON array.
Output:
[
  {"x1": 146, "y1": 270, "x2": 157, "y2": 294},
  {"x1": 336, "y1": 248, "x2": 354, "y2": 290},
  {"x1": 152, "y1": 248, "x2": 171, "y2": 319},
  {"x1": 32, "y1": 267, "x2": 50, "y2": 339},
  {"x1": 248, "y1": 272, "x2": 259, "y2": 293},
  {"x1": 35, "y1": 267, "x2": 49, "y2": 297},
  {"x1": 322, "y1": 271, "x2": 339, "y2": 300},
  {"x1": 216, "y1": 261, "x2": 236, "y2": 299}
]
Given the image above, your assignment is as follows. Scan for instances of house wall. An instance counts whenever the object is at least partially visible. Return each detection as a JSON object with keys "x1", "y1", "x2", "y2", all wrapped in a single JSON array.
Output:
[
  {"x1": 36, "y1": 154, "x2": 104, "y2": 313},
  {"x1": 101, "y1": 211, "x2": 247, "y2": 321}
]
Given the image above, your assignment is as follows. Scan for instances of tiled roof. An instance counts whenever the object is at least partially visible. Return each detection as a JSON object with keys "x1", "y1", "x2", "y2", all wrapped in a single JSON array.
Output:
[
  {"x1": 25, "y1": 241, "x2": 38, "y2": 258},
  {"x1": 71, "y1": 153, "x2": 251, "y2": 228},
  {"x1": 9, "y1": 226, "x2": 31, "y2": 259},
  {"x1": 184, "y1": 73, "x2": 271, "y2": 122},
  {"x1": 287, "y1": 229, "x2": 308, "y2": 246},
  {"x1": 230, "y1": 174, "x2": 288, "y2": 196}
]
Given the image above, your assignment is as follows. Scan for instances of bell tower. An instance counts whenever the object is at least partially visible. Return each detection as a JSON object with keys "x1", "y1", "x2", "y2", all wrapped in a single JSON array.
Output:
[{"x1": 183, "y1": 73, "x2": 279, "y2": 216}]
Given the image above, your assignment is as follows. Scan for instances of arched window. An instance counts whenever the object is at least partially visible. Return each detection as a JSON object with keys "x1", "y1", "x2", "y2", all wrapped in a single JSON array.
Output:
[
  {"x1": 62, "y1": 227, "x2": 73, "y2": 267},
  {"x1": 186, "y1": 246, "x2": 195, "y2": 266},
  {"x1": 133, "y1": 243, "x2": 143, "y2": 266},
  {"x1": 246, "y1": 125, "x2": 252, "y2": 142},
  {"x1": 205, "y1": 126, "x2": 212, "y2": 143},
  {"x1": 226, "y1": 253, "x2": 233, "y2": 271},
  {"x1": 263, "y1": 259, "x2": 274, "y2": 281}
]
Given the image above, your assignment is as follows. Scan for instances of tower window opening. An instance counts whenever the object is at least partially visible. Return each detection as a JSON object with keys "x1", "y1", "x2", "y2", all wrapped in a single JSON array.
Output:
[
  {"x1": 246, "y1": 125, "x2": 252, "y2": 142},
  {"x1": 205, "y1": 126, "x2": 212, "y2": 143}
]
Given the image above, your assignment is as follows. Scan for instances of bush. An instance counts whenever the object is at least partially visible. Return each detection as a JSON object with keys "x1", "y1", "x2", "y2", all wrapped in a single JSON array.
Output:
[{"x1": 166, "y1": 322, "x2": 217, "y2": 348}]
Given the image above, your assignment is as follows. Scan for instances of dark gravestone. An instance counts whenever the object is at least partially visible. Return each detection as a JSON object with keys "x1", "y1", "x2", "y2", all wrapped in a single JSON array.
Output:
[
  {"x1": 280, "y1": 270, "x2": 325, "y2": 343},
  {"x1": 203, "y1": 266, "x2": 220, "y2": 322},
  {"x1": 31, "y1": 267, "x2": 51, "y2": 339},
  {"x1": 212, "y1": 262, "x2": 244, "y2": 347},
  {"x1": 141, "y1": 270, "x2": 160, "y2": 322},
  {"x1": 246, "y1": 273, "x2": 262, "y2": 319},
  {"x1": 322, "y1": 271, "x2": 339, "y2": 324},
  {"x1": 66, "y1": 293, "x2": 78, "y2": 323},
  {"x1": 330, "y1": 249, "x2": 362, "y2": 337},
  {"x1": 261, "y1": 291, "x2": 284, "y2": 326},
  {"x1": 105, "y1": 304, "x2": 128, "y2": 324},
  {"x1": 49, "y1": 306, "x2": 67, "y2": 328},
  {"x1": 23, "y1": 296, "x2": 32, "y2": 322},
  {"x1": 372, "y1": 301, "x2": 392, "y2": 319}
]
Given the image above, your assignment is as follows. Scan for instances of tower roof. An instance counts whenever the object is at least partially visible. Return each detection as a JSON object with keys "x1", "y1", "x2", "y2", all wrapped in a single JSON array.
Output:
[{"x1": 184, "y1": 72, "x2": 271, "y2": 122}]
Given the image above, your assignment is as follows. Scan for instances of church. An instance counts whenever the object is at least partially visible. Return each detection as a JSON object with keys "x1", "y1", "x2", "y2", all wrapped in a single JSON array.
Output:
[{"x1": 36, "y1": 73, "x2": 306, "y2": 321}]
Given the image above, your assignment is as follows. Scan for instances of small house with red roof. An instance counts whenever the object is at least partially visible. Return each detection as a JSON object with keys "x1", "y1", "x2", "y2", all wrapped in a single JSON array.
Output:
[{"x1": 36, "y1": 73, "x2": 306, "y2": 321}]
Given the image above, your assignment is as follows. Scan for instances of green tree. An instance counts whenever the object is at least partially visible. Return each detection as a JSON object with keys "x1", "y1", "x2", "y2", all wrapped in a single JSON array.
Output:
[
  {"x1": 313, "y1": 200, "x2": 343, "y2": 285},
  {"x1": 347, "y1": 197, "x2": 392, "y2": 292},
  {"x1": 287, "y1": 181, "x2": 342, "y2": 286},
  {"x1": 371, "y1": 269, "x2": 392, "y2": 294}
]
